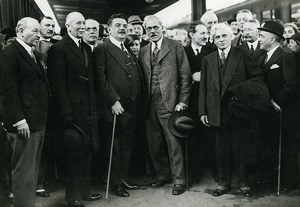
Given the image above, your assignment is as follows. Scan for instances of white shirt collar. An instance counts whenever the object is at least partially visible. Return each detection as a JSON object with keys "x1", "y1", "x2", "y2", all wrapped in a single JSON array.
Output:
[
  {"x1": 109, "y1": 35, "x2": 125, "y2": 50},
  {"x1": 68, "y1": 33, "x2": 81, "y2": 47},
  {"x1": 266, "y1": 45, "x2": 280, "y2": 62},
  {"x1": 218, "y1": 45, "x2": 231, "y2": 59},
  {"x1": 40, "y1": 36, "x2": 51, "y2": 42},
  {"x1": 247, "y1": 39, "x2": 259, "y2": 51},
  {"x1": 151, "y1": 36, "x2": 163, "y2": 52},
  {"x1": 191, "y1": 42, "x2": 202, "y2": 55},
  {"x1": 88, "y1": 44, "x2": 95, "y2": 52},
  {"x1": 16, "y1": 38, "x2": 33, "y2": 55}
]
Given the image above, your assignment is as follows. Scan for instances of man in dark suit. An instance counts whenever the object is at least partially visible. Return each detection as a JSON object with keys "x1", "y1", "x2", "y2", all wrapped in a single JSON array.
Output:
[
  {"x1": 83, "y1": 19, "x2": 100, "y2": 52},
  {"x1": 47, "y1": 12, "x2": 101, "y2": 207},
  {"x1": 199, "y1": 23, "x2": 262, "y2": 197},
  {"x1": 139, "y1": 15, "x2": 192, "y2": 195},
  {"x1": 0, "y1": 17, "x2": 49, "y2": 207},
  {"x1": 232, "y1": 9, "x2": 253, "y2": 47},
  {"x1": 185, "y1": 23, "x2": 216, "y2": 183},
  {"x1": 258, "y1": 20, "x2": 299, "y2": 191},
  {"x1": 34, "y1": 15, "x2": 56, "y2": 198},
  {"x1": 94, "y1": 13, "x2": 143, "y2": 197}
]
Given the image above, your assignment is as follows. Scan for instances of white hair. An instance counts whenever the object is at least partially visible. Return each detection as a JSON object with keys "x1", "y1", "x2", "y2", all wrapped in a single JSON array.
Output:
[
  {"x1": 200, "y1": 11, "x2": 218, "y2": 23},
  {"x1": 65, "y1": 12, "x2": 84, "y2": 26},
  {"x1": 143, "y1": 15, "x2": 164, "y2": 28},
  {"x1": 16, "y1": 17, "x2": 39, "y2": 34},
  {"x1": 210, "y1": 23, "x2": 234, "y2": 40}
]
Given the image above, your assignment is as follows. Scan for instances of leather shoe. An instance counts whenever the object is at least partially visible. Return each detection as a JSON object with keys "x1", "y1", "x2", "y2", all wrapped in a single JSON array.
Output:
[
  {"x1": 151, "y1": 179, "x2": 172, "y2": 188},
  {"x1": 213, "y1": 188, "x2": 228, "y2": 197},
  {"x1": 110, "y1": 185, "x2": 130, "y2": 197},
  {"x1": 36, "y1": 190, "x2": 50, "y2": 198},
  {"x1": 239, "y1": 187, "x2": 253, "y2": 197},
  {"x1": 82, "y1": 193, "x2": 102, "y2": 201},
  {"x1": 67, "y1": 200, "x2": 85, "y2": 207},
  {"x1": 122, "y1": 180, "x2": 140, "y2": 190},
  {"x1": 172, "y1": 184, "x2": 185, "y2": 195}
]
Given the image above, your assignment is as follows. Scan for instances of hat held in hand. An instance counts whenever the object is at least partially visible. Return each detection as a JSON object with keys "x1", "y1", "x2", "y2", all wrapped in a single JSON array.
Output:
[{"x1": 168, "y1": 111, "x2": 197, "y2": 138}]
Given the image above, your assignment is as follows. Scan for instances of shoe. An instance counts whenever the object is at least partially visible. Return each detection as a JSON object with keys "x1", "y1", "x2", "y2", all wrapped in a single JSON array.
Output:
[
  {"x1": 172, "y1": 184, "x2": 185, "y2": 195},
  {"x1": 150, "y1": 179, "x2": 172, "y2": 188},
  {"x1": 122, "y1": 180, "x2": 140, "y2": 190},
  {"x1": 239, "y1": 187, "x2": 253, "y2": 197},
  {"x1": 281, "y1": 185, "x2": 297, "y2": 192},
  {"x1": 110, "y1": 185, "x2": 130, "y2": 197},
  {"x1": 82, "y1": 193, "x2": 102, "y2": 201},
  {"x1": 36, "y1": 189, "x2": 50, "y2": 198},
  {"x1": 8, "y1": 192, "x2": 13, "y2": 204},
  {"x1": 67, "y1": 200, "x2": 85, "y2": 207},
  {"x1": 212, "y1": 188, "x2": 228, "y2": 197}
]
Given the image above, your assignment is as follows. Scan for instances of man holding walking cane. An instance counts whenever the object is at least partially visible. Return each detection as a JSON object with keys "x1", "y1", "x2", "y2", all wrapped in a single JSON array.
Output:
[
  {"x1": 94, "y1": 13, "x2": 143, "y2": 197},
  {"x1": 258, "y1": 20, "x2": 299, "y2": 193}
]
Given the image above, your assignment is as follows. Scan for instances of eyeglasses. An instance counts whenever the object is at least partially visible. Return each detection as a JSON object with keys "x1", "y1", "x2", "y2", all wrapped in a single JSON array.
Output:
[
  {"x1": 86, "y1": 27, "x2": 98, "y2": 32},
  {"x1": 145, "y1": 25, "x2": 160, "y2": 32}
]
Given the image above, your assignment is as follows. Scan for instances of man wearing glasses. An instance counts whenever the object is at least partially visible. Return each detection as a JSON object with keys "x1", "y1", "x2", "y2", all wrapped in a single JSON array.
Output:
[{"x1": 139, "y1": 15, "x2": 191, "y2": 195}]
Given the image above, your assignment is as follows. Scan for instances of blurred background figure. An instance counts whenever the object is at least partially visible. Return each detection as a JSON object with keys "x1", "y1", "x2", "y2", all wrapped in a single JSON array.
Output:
[
  {"x1": 166, "y1": 29, "x2": 176, "y2": 39},
  {"x1": 175, "y1": 28, "x2": 189, "y2": 46},
  {"x1": 227, "y1": 19, "x2": 239, "y2": 37},
  {"x1": 232, "y1": 9, "x2": 253, "y2": 47},
  {"x1": 128, "y1": 15, "x2": 149, "y2": 47},
  {"x1": 0, "y1": 27, "x2": 16, "y2": 51},
  {"x1": 124, "y1": 34, "x2": 140, "y2": 57}
]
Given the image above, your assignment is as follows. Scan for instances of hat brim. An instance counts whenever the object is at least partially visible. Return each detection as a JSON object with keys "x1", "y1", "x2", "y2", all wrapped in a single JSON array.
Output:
[
  {"x1": 258, "y1": 27, "x2": 284, "y2": 39},
  {"x1": 168, "y1": 111, "x2": 196, "y2": 138},
  {"x1": 129, "y1": 21, "x2": 143, "y2": 25}
]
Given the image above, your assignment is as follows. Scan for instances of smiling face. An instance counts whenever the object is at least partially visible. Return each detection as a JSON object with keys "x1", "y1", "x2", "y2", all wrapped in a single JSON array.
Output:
[
  {"x1": 191, "y1": 24, "x2": 208, "y2": 46},
  {"x1": 145, "y1": 18, "x2": 163, "y2": 42},
  {"x1": 66, "y1": 13, "x2": 86, "y2": 38},
  {"x1": 109, "y1": 18, "x2": 127, "y2": 42}
]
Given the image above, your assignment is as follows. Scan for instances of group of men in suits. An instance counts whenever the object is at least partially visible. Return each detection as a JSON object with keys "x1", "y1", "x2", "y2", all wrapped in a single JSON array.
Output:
[{"x1": 0, "y1": 8, "x2": 299, "y2": 207}]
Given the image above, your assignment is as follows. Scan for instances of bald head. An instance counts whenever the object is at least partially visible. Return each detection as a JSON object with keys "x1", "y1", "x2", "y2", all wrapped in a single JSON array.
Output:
[
  {"x1": 200, "y1": 11, "x2": 218, "y2": 32},
  {"x1": 65, "y1": 12, "x2": 86, "y2": 38},
  {"x1": 16, "y1": 17, "x2": 40, "y2": 47}
]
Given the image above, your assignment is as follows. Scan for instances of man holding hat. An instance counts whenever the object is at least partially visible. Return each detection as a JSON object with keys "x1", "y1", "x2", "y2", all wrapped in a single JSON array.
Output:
[
  {"x1": 258, "y1": 20, "x2": 299, "y2": 191},
  {"x1": 128, "y1": 15, "x2": 149, "y2": 47}
]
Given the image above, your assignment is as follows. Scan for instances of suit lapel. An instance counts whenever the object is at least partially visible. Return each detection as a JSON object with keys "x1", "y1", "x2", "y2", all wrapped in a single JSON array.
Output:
[
  {"x1": 221, "y1": 47, "x2": 241, "y2": 97},
  {"x1": 143, "y1": 44, "x2": 152, "y2": 97},
  {"x1": 106, "y1": 39, "x2": 128, "y2": 73},
  {"x1": 65, "y1": 35, "x2": 84, "y2": 61},
  {"x1": 157, "y1": 37, "x2": 171, "y2": 63},
  {"x1": 14, "y1": 41, "x2": 46, "y2": 81},
  {"x1": 263, "y1": 47, "x2": 281, "y2": 74},
  {"x1": 210, "y1": 52, "x2": 220, "y2": 92}
]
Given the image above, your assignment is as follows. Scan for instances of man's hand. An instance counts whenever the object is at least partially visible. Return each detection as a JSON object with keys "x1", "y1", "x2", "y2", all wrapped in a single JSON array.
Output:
[
  {"x1": 175, "y1": 102, "x2": 188, "y2": 111},
  {"x1": 111, "y1": 101, "x2": 124, "y2": 115},
  {"x1": 200, "y1": 115, "x2": 210, "y2": 127},
  {"x1": 17, "y1": 122, "x2": 30, "y2": 139},
  {"x1": 192, "y1": 72, "x2": 201, "y2": 82}
]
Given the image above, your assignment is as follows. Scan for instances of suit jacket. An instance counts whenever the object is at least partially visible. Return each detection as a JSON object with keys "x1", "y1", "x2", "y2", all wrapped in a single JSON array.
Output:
[
  {"x1": 35, "y1": 40, "x2": 53, "y2": 68},
  {"x1": 261, "y1": 46, "x2": 297, "y2": 108},
  {"x1": 238, "y1": 42, "x2": 266, "y2": 67},
  {"x1": 47, "y1": 34, "x2": 99, "y2": 148},
  {"x1": 0, "y1": 40, "x2": 49, "y2": 132},
  {"x1": 139, "y1": 37, "x2": 192, "y2": 112},
  {"x1": 94, "y1": 38, "x2": 144, "y2": 122},
  {"x1": 198, "y1": 47, "x2": 262, "y2": 126},
  {"x1": 185, "y1": 44, "x2": 215, "y2": 115}
]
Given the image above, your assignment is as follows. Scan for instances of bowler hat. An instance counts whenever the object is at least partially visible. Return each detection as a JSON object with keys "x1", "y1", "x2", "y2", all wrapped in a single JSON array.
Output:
[
  {"x1": 1, "y1": 27, "x2": 16, "y2": 41},
  {"x1": 128, "y1": 15, "x2": 143, "y2": 25},
  {"x1": 62, "y1": 123, "x2": 86, "y2": 151},
  {"x1": 258, "y1": 20, "x2": 284, "y2": 39},
  {"x1": 290, "y1": 33, "x2": 300, "y2": 45},
  {"x1": 168, "y1": 111, "x2": 197, "y2": 138}
]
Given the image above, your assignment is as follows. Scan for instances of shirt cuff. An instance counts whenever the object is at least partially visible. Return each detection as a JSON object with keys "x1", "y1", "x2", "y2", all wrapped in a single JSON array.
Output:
[{"x1": 13, "y1": 119, "x2": 26, "y2": 127}]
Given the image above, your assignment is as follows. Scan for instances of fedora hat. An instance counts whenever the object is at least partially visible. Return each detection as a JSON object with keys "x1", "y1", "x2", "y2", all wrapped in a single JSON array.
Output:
[
  {"x1": 62, "y1": 123, "x2": 86, "y2": 151},
  {"x1": 258, "y1": 20, "x2": 284, "y2": 39},
  {"x1": 168, "y1": 111, "x2": 197, "y2": 138},
  {"x1": 128, "y1": 15, "x2": 143, "y2": 25}
]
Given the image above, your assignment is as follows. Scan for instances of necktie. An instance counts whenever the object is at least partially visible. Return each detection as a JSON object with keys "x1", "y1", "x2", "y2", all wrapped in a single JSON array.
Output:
[
  {"x1": 264, "y1": 54, "x2": 269, "y2": 64},
  {"x1": 250, "y1": 44, "x2": 255, "y2": 54},
  {"x1": 220, "y1": 50, "x2": 225, "y2": 65},
  {"x1": 153, "y1": 42, "x2": 159, "y2": 60},
  {"x1": 30, "y1": 49, "x2": 37, "y2": 63},
  {"x1": 196, "y1": 48, "x2": 200, "y2": 56}
]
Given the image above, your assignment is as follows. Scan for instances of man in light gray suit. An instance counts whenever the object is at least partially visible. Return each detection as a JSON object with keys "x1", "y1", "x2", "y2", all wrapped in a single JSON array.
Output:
[{"x1": 138, "y1": 15, "x2": 192, "y2": 195}]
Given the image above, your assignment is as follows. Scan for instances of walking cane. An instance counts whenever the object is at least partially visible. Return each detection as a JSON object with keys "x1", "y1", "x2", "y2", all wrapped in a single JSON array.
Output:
[
  {"x1": 185, "y1": 138, "x2": 189, "y2": 189},
  {"x1": 105, "y1": 114, "x2": 117, "y2": 200},
  {"x1": 271, "y1": 100, "x2": 282, "y2": 196}
]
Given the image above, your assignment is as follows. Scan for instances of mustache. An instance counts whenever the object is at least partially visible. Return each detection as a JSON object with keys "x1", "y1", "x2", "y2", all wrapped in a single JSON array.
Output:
[{"x1": 118, "y1": 29, "x2": 126, "y2": 33}]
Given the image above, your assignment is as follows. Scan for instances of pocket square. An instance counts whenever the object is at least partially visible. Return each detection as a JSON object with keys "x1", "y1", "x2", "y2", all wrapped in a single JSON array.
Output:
[{"x1": 270, "y1": 64, "x2": 279, "y2": 69}]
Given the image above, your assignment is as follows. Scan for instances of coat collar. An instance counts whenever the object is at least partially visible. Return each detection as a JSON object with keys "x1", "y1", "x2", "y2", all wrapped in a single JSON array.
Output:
[
  {"x1": 105, "y1": 39, "x2": 129, "y2": 73},
  {"x1": 64, "y1": 35, "x2": 84, "y2": 61}
]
